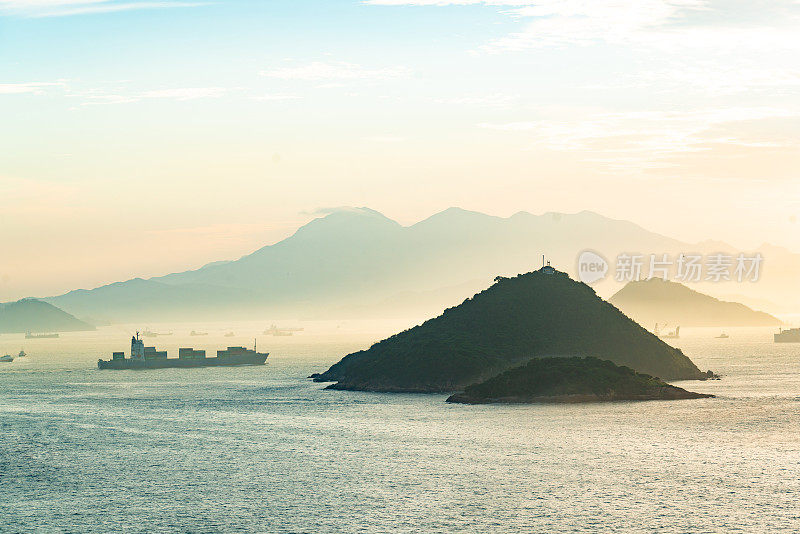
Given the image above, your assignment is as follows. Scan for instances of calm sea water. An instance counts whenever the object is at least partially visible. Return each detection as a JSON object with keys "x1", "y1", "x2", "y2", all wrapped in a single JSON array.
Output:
[{"x1": 2, "y1": 321, "x2": 800, "y2": 533}]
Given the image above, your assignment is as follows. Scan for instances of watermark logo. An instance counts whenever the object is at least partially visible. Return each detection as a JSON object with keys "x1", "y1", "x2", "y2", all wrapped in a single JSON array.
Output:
[
  {"x1": 577, "y1": 250, "x2": 609, "y2": 284},
  {"x1": 574, "y1": 251, "x2": 764, "y2": 284},
  {"x1": 615, "y1": 252, "x2": 763, "y2": 283}
]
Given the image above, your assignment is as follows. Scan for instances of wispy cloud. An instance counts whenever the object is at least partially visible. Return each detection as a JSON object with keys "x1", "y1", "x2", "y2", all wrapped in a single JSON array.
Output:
[
  {"x1": 435, "y1": 93, "x2": 518, "y2": 108},
  {"x1": 365, "y1": 0, "x2": 705, "y2": 45},
  {"x1": 366, "y1": 0, "x2": 800, "y2": 97},
  {"x1": 362, "y1": 135, "x2": 406, "y2": 143},
  {"x1": 72, "y1": 86, "x2": 229, "y2": 105},
  {"x1": 261, "y1": 61, "x2": 409, "y2": 82},
  {"x1": 588, "y1": 64, "x2": 800, "y2": 97},
  {"x1": 481, "y1": 107, "x2": 800, "y2": 171},
  {"x1": 484, "y1": 0, "x2": 706, "y2": 50},
  {"x1": 139, "y1": 87, "x2": 227, "y2": 100},
  {"x1": 0, "y1": 81, "x2": 66, "y2": 94},
  {"x1": 364, "y1": 0, "x2": 800, "y2": 54},
  {"x1": 0, "y1": 0, "x2": 208, "y2": 17},
  {"x1": 252, "y1": 93, "x2": 301, "y2": 102}
]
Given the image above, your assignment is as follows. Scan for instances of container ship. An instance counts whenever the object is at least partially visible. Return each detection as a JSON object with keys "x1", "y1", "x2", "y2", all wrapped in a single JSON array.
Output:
[{"x1": 97, "y1": 333, "x2": 268, "y2": 370}]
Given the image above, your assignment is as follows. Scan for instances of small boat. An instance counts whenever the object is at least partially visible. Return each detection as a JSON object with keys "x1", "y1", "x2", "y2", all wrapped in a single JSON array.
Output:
[
  {"x1": 654, "y1": 323, "x2": 680, "y2": 339},
  {"x1": 25, "y1": 332, "x2": 59, "y2": 339},
  {"x1": 190, "y1": 330, "x2": 208, "y2": 336},
  {"x1": 142, "y1": 330, "x2": 171, "y2": 337},
  {"x1": 715, "y1": 333, "x2": 729, "y2": 339},
  {"x1": 17, "y1": 350, "x2": 27, "y2": 358},
  {"x1": 263, "y1": 324, "x2": 297, "y2": 336},
  {"x1": 224, "y1": 332, "x2": 235, "y2": 337},
  {"x1": 0, "y1": 354, "x2": 13, "y2": 363}
]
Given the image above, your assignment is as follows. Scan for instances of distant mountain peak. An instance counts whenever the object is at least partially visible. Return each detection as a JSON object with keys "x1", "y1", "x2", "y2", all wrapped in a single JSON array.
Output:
[
  {"x1": 0, "y1": 298, "x2": 95, "y2": 334},
  {"x1": 412, "y1": 207, "x2": 505, "y2": 229},
  {"x1": 309, "y1": 206, "x2": 394, "y2": 220},
  {"x1": 314, "y1": 206, "x2": 398, "y2": 223},
  {"x1": 610, "y1": 279, "x2": 781, "y2": 327}
]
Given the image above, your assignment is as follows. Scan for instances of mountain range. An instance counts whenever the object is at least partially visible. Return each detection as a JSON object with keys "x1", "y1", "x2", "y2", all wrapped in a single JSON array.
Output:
[{"x1": 34, "y1": 207, "x2": 799, "y2": 322}]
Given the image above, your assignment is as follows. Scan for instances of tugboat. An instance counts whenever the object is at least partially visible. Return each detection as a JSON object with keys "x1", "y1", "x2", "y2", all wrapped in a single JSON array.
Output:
[
  {"x1": 715, "y1": 333, "x2": 729, "y2": 339},
  {"x1": 263, "y1": 324, "x2": 301, "y2": 336},
  {"x1": 142, "y1": 330, "x2": 173, "y2": 338},
  {"x1": 654, "y1": 323, "x2": 680, "y2": 339},
  {"x1": 97, "y1": 332, "x2": 269, "y2": 370},
  {"x1": 775, "y1": 328, "x2": 800, "y2": 343}
]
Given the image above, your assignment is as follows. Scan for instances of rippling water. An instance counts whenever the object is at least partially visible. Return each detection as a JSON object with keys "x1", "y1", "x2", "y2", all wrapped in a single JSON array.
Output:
[{"x1": 2, "y1": 322, "x2": 800, "y2": 533}]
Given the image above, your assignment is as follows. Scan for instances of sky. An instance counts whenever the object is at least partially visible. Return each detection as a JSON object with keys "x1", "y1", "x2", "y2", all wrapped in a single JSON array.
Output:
[{"x1": 1, "y1": 0, "x2": 799, "y2": 300}]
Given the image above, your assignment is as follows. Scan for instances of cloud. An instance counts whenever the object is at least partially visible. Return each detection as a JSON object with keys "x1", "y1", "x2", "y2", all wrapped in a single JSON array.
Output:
[
  {"x1": 0, "y1": 0, "x2": 208, "y2": 17},
  {"x1": 484, "y1": 0, "x2": 706, "y2": 50},
  {"x1": 362, "y1": 135, "x2": 406, "y2": 143},
  {"x1": 435, "y1": 93, "x2": 518, "y2": 107},
  {"x1": 366, "y1": 0, "x2": 800, "y2": 99},
  {"x1": 365, "y1": 0, "x2": 800, "y2": 54},
  {"x1": 139, "y1": 87, "x2": 227, "y2": 101},
  {"x1": 252, "y1": 93, "x2": 301, "y2": 102},
  {"x1": 261, "y1": 61, "x2": 409, "y2": 82},
  {"x1": 480, "y1": 107, "x2": 800, "y2": 171},
  {"x1": 301, "y1": 206, "x2": 371, "y2": 217},
  {"x1": 0, "y1": 81, "x2": 65, "y2": 95},
  {"x1": 588, "y1": 64, "x2": 800, "y2": 97},
  {"x1": 71, "y1": 86, "x2": 229, "y2": 104},
  {"x1": 364, "y1": 1, "x2": 532, "y2": 5}
]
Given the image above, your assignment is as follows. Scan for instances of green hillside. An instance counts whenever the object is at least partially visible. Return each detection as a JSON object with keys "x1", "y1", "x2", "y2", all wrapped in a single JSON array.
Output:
[
  {"x1": 447, "y1": 357, "x2": 713, "y2": 404},
  {"x1": 0, "y1": 299, "x2": 95, "y2": 334},
  {"x1": 610, "y1": 279, "x2": 782, "y2": 327},
  {"x1": 314, "y1": 268, "x2": 710, "y2": 392}
]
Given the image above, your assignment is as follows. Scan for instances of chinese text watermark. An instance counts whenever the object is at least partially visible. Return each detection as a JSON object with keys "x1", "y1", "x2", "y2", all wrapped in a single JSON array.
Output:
[{"x1": 577, "y1": 251, "x2": 763, "y2": 284}]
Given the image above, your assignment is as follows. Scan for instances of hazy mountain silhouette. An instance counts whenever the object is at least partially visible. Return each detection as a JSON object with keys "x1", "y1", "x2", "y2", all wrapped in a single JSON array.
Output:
[
  {"x1": 39, "y1": 207, "x2": 800, "y2": 322},
  {"x1": 313, "y1": 268, "x2": 709, "y2": 393},
  {"x1": 0, "y1": 299, "x2": 95, "y2": 334},
  {"x1": 609, "y1": 279, "x2": 782, "y2": 327}
]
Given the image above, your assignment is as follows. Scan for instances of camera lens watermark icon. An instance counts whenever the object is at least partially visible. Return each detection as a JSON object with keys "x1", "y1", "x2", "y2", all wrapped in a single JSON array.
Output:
[{"x1": 577, "y1": 250, "x2": 609, "y2": 284}]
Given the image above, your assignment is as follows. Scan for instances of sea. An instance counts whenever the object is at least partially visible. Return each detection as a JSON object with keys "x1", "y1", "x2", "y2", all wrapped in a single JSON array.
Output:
[{"x1": 2, "y1": 320, "x2": 800, "y2": 533}]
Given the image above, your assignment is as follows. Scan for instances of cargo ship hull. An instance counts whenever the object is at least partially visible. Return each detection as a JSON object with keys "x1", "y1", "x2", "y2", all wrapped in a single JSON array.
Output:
[
  {"x1": 98, "y1": 353, "x2": 268, "y2": 370},
  {"x1": 774, "y1": 328, "x2": 800, "y2": 343}
]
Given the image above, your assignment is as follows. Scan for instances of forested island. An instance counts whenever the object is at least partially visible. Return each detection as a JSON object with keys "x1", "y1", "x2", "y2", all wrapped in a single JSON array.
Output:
[
  {"x1": 0, "y1": 299, "x2": 94, "y2": 334},
  {"x1": 313, "y1": 267, "x2": 713, "y2": 394},
  {"x1": 446, "y1": 357, "x2": 713, "y2": 404}
]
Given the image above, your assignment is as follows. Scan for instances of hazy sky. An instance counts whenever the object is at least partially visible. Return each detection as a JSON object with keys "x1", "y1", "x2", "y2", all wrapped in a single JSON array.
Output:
[{"x1": 1, "y1": 0, "x2": 799, "y2": 300}]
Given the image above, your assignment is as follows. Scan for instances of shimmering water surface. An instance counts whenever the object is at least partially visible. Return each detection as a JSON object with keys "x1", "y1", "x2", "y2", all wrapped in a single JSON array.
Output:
[{"x1": 2, "y1": 321, "x2": 800, "y2": 533}]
